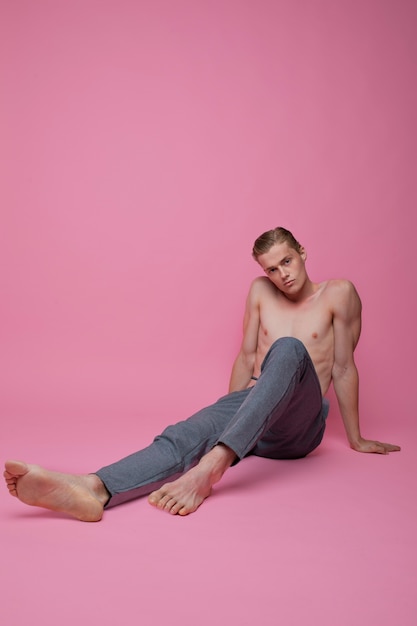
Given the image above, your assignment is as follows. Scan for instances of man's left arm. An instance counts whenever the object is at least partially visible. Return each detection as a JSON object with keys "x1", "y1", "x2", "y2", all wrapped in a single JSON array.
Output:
[{"x1": 331, "y1": 280, "x2": 401, "y2": 454}]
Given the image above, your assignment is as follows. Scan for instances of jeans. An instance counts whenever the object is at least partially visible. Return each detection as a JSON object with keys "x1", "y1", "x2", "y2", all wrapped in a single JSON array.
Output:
[{"x1": 96, "y1": 337, "x2": 329, "y2": 508}]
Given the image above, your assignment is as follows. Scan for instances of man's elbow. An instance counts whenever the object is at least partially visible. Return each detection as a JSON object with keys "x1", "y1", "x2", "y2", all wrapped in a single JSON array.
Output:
[
  {"x1": 241, "y1": 350, "x2": 256, "y2": 372},
  {"x1": 332, "y1": 363, "x2": 346, "y2": 380},
  {"x1": 332, "y1": 361, "x2": 357, "y2": 382}
]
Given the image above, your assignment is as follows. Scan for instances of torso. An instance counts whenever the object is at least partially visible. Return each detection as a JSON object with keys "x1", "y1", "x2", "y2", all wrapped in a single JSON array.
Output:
[{"x1": 249, "y1": 277, "x2": 335, "y2": 394}]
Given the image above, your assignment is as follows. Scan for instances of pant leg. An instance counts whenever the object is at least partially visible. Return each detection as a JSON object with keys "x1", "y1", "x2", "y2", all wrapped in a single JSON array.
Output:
[
  {"x1": 95, "y1": 388, "x2": 251, "y2": 508},
  {"x1": 97, "y1": 337, "x2": 327, "y2": 508},
  {"x1": 217, "y1": 337, "x2": 328, "y2": 460}
]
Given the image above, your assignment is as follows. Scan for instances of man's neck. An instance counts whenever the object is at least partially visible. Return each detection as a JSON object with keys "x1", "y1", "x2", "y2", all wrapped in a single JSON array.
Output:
[{"x1": 282, "y1": 277, "x2": 318, "y2": 303}]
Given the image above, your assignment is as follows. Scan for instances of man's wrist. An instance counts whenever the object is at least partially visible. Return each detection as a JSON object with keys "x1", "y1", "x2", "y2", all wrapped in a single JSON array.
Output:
[{"x1": 349, "y1": 436, "x2": 364, "y2": 450}]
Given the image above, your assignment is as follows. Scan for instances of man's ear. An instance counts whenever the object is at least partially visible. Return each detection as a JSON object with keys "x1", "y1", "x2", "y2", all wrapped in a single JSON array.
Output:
[{"x1": 300, "y1": 246, "x2": 307, "y2": 261}]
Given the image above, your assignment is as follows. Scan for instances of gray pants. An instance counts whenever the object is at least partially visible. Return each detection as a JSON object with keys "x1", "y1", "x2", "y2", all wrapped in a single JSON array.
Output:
[{"x1": 96, "y1": 337, "x2": 329, "y2": 508}]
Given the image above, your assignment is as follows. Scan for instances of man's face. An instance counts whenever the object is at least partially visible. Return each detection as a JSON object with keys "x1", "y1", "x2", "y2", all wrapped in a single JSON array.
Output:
[{"x1": 256, "y1": 242, "x2": 307, "y2": 295}]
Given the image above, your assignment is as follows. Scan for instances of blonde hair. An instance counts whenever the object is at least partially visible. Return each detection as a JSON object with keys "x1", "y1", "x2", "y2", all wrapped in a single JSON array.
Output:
[{"x1": 252, "y1": 227, "x2": 302, "y2": 259}]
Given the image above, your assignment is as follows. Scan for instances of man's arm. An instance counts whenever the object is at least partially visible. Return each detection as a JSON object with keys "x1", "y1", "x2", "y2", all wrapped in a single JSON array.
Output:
[
  {"x1": 228, "y1": 280, "x2": 262, "y2": 392},
  {"x1": 331, "y1": 280, "x2": 400, "y2": 454}
]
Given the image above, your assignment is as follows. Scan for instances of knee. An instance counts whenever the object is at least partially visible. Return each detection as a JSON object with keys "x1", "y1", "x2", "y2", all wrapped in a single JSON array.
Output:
[
  {"x1": 272, "y1": 337, "x2": 307, "y2": 356},
  {"x1": 153, "y1": 425, "x2": 184, "y2": 459},
  {"x1": 263, "y1": 337, "x2": 309, "y2": 368}
]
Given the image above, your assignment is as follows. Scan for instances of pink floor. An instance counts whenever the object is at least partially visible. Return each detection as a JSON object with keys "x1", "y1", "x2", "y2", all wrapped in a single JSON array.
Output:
[
  {"x1": 1, "y1": 0, "x2": 416, "y2": 624},
  {"x1": 1, "y1": 411, "x2": 415, "y2": 626}
]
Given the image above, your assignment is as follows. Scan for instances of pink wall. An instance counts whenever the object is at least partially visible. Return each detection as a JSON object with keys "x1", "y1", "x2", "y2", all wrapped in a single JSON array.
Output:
[{"x1": 1, "y1": 0, "x2": 415, "y2": 439}]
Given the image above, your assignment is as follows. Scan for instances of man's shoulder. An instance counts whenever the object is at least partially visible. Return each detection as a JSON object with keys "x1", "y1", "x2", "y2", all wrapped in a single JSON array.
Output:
[
  {"x1": 250, "y1": 276, "x2": 272, "y2": 289},
  {"x1": 248, "y1": 276, "x2": 278, "y2": 298},
  {"x1": 323, "y1": 279, "x2": 362, "y2": 315},
  {"x1": 323, "y1": 279, "x2": 359, "y2": 298}
]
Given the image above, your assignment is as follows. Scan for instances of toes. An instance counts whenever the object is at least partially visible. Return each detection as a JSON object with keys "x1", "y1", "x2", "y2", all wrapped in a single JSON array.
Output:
[
  {"x1": 5, "y1": 460, "x2": 29, "y2": 476},
  {"x1": 160, "y1": 495, "x2": 184, "y2": 514},
  {"x1": 3, "y1": 469, "x2": 18, "y2": 497},
  {"x1": 4, "y1": 475, "x2": 18, "y2": 493},
  {"x1": 156, "y1": 494, "x2": 172, "y2": 510},
  {"x1": 170, "y1": 501, "x2": 185, "y2": 515},
  {"x1": 7, "y1": 483, "x2": 17, "y2": 496},
  {"x1": 163, "y1": 498, "x2": 178, "y2": 514},
  {"x1": 147, "y1": 489, "x2": 164, "y2": 506},
  {"x1": 178, "y1": 506, "x2": 190, "y2": 516},
  {"x1": 148, "y1": 490, "x2": 184, "y2": 514},
  {"x1": 147, "y1": 492, "x2": 158, "y2": 506},
  {"x1": 148, "y1": 490, "x2": 170, "y2": 509}
]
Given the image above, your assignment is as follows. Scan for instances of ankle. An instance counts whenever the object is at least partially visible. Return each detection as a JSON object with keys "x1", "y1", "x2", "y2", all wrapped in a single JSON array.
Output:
[
  {"x1": 213, "y1": 443, "x2": 237, "y2": 465},
  {"x1": 88, "y1": 474, "x2": 110, "y2": 506},
  {"x1": 199, "y1": 445, "x2": 236, "y2": 482}
]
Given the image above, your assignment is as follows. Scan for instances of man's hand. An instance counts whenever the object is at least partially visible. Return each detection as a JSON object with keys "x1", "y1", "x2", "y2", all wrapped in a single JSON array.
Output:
[{"x1": 350, "y1": 437, "x2": 401, "y2": 454}]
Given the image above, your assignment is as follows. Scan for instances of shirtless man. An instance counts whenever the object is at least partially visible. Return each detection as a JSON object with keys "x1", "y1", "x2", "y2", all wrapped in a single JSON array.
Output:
[{"x1": 4, "y1": 227, "x2": 400, "y2": 521}]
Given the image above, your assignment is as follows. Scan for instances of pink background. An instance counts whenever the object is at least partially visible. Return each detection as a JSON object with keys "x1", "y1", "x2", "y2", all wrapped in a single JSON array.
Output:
[{"x1": 1, "y1": 1, "x2": 416, "y2": 625}]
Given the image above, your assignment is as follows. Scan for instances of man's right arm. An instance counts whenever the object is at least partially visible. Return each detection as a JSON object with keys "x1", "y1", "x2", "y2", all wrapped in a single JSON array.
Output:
[{"x1": 228, "y1": 280, "x2": 262, "y2": 392}]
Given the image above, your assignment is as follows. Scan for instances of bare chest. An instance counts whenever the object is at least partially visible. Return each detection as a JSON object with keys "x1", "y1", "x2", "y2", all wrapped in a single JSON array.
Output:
[
  {"x1": 249, "y1": 279, "x2": 339, "y2": 394},
  {"x1": 261, "y1": 296, "x2": 329, "y2": 339}
]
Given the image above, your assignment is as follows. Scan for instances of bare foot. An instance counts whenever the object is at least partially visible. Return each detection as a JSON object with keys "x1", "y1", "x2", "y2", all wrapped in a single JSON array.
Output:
[
  {"x1": 3, "y1": 460, "x2": 109, "y2": 522},
  {"x1": 148, "y1": 444, "x2": 236, "y2": 516}
]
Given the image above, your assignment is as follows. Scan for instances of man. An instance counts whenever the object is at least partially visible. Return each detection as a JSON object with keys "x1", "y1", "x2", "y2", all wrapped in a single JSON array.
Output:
[{"x1": 4, "y1": 227, "x2": 400, "y2": 521}]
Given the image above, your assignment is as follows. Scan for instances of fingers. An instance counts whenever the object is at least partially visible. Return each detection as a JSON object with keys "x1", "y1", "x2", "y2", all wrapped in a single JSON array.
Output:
[
  {"x1": 373, "y1": 441, "x2": 401, "y2": 454},
  {"x1": 354, "y1": 440, "x2": 386, "y2": 454},
  {"x1": 353, "y1": 439, "x2": 401, "y2": 454}
]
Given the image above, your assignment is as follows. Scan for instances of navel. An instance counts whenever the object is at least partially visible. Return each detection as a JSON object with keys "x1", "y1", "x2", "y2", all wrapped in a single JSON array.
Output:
[{"x1": 312, "y1": 332, "x2": 318, "y2": 339}]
